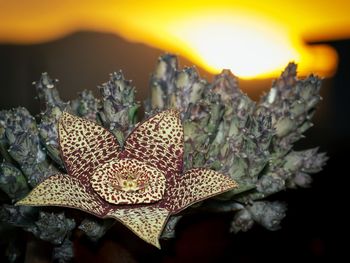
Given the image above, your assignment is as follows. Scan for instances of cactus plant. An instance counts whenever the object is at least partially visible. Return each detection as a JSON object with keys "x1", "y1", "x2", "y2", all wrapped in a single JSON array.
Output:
[{"x1": 0, "y1": 54, "x2": 327, "y2": 262}]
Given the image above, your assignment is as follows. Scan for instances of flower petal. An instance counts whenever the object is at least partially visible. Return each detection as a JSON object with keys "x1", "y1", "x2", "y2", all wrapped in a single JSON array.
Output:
[
  {"x1": 16, "y1": 174, "x2": 110, "y2": 217},
  {"x1": 122, "y1": 110, "x2": 183, "y2": 176},
  {"x1": 161, "y1": 168, "x2": 238, "y2": 214},
  {"x1": 58, "y1": 112, "x2": 120, "y2": 185},
  {"x1": 106, "y1": 206, "x2": 169, "y2": 248}
]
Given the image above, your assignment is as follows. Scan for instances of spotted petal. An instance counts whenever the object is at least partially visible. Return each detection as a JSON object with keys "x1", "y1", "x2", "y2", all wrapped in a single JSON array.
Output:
[
  {"x1": 106, "y1": 206, "x2": 169, "y2": 248},
  {"x1": 59, "y1": 112, "x2": 120, "y2": 185},
  {"x1": 161, "y1": 168, "x2": 238, "y2": 213},
  {"x1": 16, "y1": 174, "x2": 110, "y2": 217},
  {"x1": 16, "y1": 173, "x2": 169, "y2": 248},
  {"x1": 122, "y1": 110, "x2": 183, "y2": 176}
]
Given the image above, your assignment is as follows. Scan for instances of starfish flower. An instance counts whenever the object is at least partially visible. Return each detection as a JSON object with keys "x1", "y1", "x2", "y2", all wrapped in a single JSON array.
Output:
[{"x1": 17, "y1": 110, "x2": 237, "y2": 248}]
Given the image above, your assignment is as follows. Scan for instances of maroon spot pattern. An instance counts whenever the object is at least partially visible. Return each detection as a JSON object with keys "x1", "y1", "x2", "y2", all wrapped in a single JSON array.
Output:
[
  {"x1": 122, "y1": 109, "x2": 184, "y2": 177},
  {"x1": 17, "y1": 110, "x2": 238, "y2": 248},
  {"x1": 58, "y1": 112, "x2": 120, "y2": 186}
]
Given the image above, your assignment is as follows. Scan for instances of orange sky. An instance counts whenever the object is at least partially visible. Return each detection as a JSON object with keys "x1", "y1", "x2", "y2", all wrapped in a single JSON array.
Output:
[{"x1": 0, "y1": 0, "x2": 348, "y2": 78}]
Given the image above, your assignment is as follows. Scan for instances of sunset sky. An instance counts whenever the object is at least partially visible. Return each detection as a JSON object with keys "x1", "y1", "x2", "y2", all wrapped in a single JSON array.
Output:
[{"x1": 1, "y1": 0, "x2": 349, "y2": 78}]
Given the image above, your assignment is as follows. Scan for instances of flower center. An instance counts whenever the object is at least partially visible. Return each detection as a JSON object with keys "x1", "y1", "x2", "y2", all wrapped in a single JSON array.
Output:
[
  {"x1": 121, "y1": 178, "x2": 138, "y2": 191},
  {"x1": 112, "y1": 174, "x2": 147, "y2": 192},
  {"x1": 90, "y1": 158, "x2": 166, "y2": 205}
]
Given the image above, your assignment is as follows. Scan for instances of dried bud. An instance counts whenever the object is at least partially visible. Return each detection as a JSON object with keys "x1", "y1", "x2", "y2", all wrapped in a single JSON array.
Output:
[
  {"x1": 248, "y1": 201, "x2": 287, "y2": 231},
  {"x1": 98, "y1": 71, "x2": 139, "y2": 143},
  {"x1": 255, "y1": 172, "x2": 286, "y2": 198},
  {"x1": 175, "y1": 67, "x2": 207, "y2": 114},
  {"x1": 78, "y1": 218, "x2": 114, "y2": 241},
  {"x1": 27, "y1": 212, "x2": 75, "y2": 245},
  {"x1": 38, "y1": 106, "x2": 64, "y2": 167},
  {"x1": 291, "y1": 172, "x2": 313, "y2": 188},
  {"x1": 183, "y1": 93, "x2": 224, "y2": 168},
  {"x1": 0, "y1": 108, "x2": 57, "y2": 186},
  {"x1": 34, "y1": 72, "x2": 67, "y2": 110},
  {"x1": 150, "y1": 54, "x2": 178, "y2": 110},
  {"x1": 211, "y1": 69, "x2": 240, "y2": 103},
  {"x1": 259, "y1": 64, "x2": 322, "y2": 153},
  {"x1": 230, "y1": 208, "x2": 254, "y2": 233},
  {"x1": 71, "y1": 90, "x2": 100, "y2": 121},
  {"x1": 284, "y1": 149, "x2": 328, "y2": 188},
  {"x1": 0, "y1": 204, "x2": 38, "y2": 229},
  {"x1": 0, "y1": 162, "x2": 29, "y2": 201}
]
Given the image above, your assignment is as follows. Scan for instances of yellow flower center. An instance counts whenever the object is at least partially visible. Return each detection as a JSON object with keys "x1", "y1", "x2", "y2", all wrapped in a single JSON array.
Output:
[{"x1": 114, "y1": 174, "x2": 147, "y2": 192}]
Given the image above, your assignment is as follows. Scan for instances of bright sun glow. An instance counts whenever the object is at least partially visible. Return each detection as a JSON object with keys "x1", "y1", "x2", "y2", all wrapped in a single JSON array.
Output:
[
  {"x1": 168, "y1": 15, "x2": 300, "y2": 78},
  {"x1": 140, "y1": 11, "x2": 338, "y2": 79},
  {"x1": 0, "y1": 0, "x2": 344, "y2": 79}
]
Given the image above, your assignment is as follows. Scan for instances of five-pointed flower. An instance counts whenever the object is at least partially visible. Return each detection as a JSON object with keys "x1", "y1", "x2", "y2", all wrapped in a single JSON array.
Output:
[{"x1": 17, "y1": 110, "x2": 237, "y2": 248}]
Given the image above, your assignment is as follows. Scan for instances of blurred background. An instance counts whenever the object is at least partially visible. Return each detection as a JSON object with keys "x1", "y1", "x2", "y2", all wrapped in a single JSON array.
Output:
[{"x1": 0, "y1": 0, "x2": 349, "y2": 262}]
